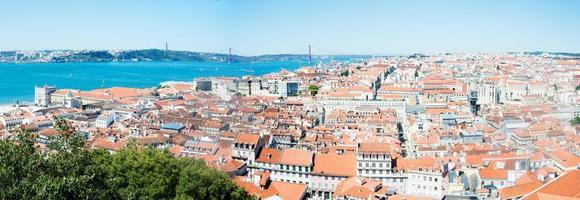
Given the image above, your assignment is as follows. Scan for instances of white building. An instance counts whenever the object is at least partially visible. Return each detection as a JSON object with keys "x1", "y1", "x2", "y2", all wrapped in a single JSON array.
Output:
[
  {"x1": 34, "y1": 85, "x2": 57, "y2": 107},
  {"x1": 405, "y1": 167, "x2": 444, "y2": 198},
  {"x1": 321, "y1": 99, "x2": 406, "y2": 115},
  {"x1": 232, "y1": 133, "x2": 263, "y2": 163},
  {"x1": 96, "y1": 111, "x2": 118, "y2": 128},
  {"x1": 477, "y1": 83, "x2": 497, "y2": 105}
]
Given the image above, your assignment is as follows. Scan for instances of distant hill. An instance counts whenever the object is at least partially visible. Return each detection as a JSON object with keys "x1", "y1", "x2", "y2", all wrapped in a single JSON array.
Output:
[
  {"x1": 509, "y1": 51, "x2": 580, "y2": 58},
  {"x1": 52, "y1": 49, "x2": 231, "y2": 62},
  {"x1": 0, "y1": 49, "x2": 373, "y2": 63},
  {"x1": 51, "y1": 49, "x2": 320, "y2": 63}
]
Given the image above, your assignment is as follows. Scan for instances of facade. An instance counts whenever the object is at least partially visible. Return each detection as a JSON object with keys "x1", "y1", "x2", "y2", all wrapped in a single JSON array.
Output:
[
  {"x1": 280, "y1": 81, "x2": 299, "y2": 97},
  {"x1": 195, "y1": 79, "x2": 212, "y2": 91},
  {"x1": 34, "y1": 85, "x2": 57, "y2": 107},
  {"x1": 96, "y1": 111, "x2": 118, "y2": 128},
  {"x1": 238, "y1": 79, "x2": 252, "y2": 96},
  {"x1": 356, "y1": 143, "x2": 394, "y2": 183},
  {"x1": 476, "y1": 83, "x2": 497, "y2": 105},
  {"x1": 232, "y1": 133, "x2": 264, "y2": 164},
  {"x1": 321, "y1": 99, "x2": 406, "y2": 115},
  {"x1": 405, "y1": 168, "x2": 444, "y2": 198}
]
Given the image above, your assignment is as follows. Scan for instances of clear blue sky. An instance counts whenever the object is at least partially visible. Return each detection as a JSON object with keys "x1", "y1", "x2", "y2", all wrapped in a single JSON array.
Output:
[{"x1": 1, "y1": 0, "x2": 579, "y2": 55}]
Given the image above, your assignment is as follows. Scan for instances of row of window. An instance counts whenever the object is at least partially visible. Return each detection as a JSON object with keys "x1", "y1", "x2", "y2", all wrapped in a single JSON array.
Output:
[
  {"x1": 254, "y1": 162, "x2": 311, "y2": 172},
  {"x1": 412, "y1": 184, "x2": 438, "y2": 191},
  {"x1": 358, "y1": 169, "x2": 391, "y2": 175},
  {"x1": 358, "y1": 154, "x2": 390, "y2": 160},
  {"x1": 411, "y1": 174, "x2": 439, "y2": 182},
  {"x1": 358, "y1": 162, "x2": 391, "y2": 169}
]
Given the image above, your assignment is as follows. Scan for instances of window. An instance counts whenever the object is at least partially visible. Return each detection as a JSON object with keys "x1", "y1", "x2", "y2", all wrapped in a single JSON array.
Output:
[
  {"x1": 366, "y1": 163, "x2": 369, "y2": 167},
  {"x1": 434, "y1": 178, "x2": 438, "y2": 182},
  {"x1": 372, "y1": 163, "x2": 376, "y2": 168},
  {"x1": 434, "y1": 187, "x2": 438, "y2": 190},
  {"x1": 429, "y1": 177, "x2": 432, "y2": 181}
]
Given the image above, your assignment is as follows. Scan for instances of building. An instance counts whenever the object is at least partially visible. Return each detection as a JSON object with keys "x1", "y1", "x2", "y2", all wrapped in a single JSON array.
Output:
[
  {"x1": 333, "y1": 177, "x2": 389, "y2": 200},
  {"x1": 195, "y1": 79, "x2": 212, "y2": 91},
  {"x1": 238, "y1": 79, "x2": 252, "y2": 96},
  {"x1": 460, "y1": 130, "x2": 484, "y2": 144},
  {"x1": 34, "y1": 85, "x2": 57, "y2": 107},
  {"x1": 310, "y1": 153, "x2": 357, "y2": 199},
  {"x1": 96, "y1": 111, "x2": 118, "y2": 128},
  {"x1": 280, "y1": 81, "x2": 299, "y2": 97},
  {"x1": 522, "y1": 169, "x2": 580, "y2": 200},
  {"x1": 476, "y1": 83, "x2": 497, "y2": 105},
  {"x1": 398, "y1": 158, "x2": 445, "y2": 199},
  {"x1": 232, "y1": 133, "x2": 263, "y2": 164},
  {"x1": 356, "y1": 143, "x2": 394, "y2": 183},
  {"x1": 160, "y1": 123, "x2": 185, "y2": 133},
  {"x1": 211, "y1": 78, "x2": 238, "y2": 100}
]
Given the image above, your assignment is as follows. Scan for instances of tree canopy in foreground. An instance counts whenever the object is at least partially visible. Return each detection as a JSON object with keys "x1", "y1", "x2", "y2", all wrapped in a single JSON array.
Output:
[{"x1": 0, "y1": 119, "x2": 252, "y2": 200}]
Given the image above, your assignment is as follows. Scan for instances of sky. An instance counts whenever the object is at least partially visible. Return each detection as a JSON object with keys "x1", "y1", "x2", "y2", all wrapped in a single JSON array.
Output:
[{"x1": 1, "y1": 0, "x2": 579, "y2": 55}]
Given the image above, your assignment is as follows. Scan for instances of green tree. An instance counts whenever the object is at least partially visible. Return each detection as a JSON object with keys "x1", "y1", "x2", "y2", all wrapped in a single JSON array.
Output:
[
  {"x1": 31, "y1": 149, "x2": 115, "y2": 200},
  {"x1": 571, "y1": 116, "x2": 580, "y2": 126},
  {"x1": 101, "y1": 144, "x2": 180, "y2": 199},
  {"x1": 176, "y1": 159, "x2": 250, "y2": 200},
  {"x1": 0, "y1": 130, "x2": 42, "y2": 199},
  {"x1": 308, "y1": 85, "x2": 320, "y2": 96},
  {"x1": 0, "y1": 120, "x2": 252, "y2": 200}
]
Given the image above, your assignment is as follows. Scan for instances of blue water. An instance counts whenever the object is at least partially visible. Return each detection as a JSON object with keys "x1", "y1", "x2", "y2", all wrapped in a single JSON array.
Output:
[{"x1": 0, "y1": 61, "x2": 306, "y2": 104}]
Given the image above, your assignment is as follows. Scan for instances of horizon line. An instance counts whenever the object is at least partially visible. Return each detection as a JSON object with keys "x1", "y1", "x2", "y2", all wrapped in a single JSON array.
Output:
[{"x1": 2, "y1": 48, "x2": 580, "y2": 57}]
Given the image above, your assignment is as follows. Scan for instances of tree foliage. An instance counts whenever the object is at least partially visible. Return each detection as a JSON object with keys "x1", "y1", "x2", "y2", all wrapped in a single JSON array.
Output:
[
  {"x1": 307, "y1": 85, "x2": 320, "y2": 96},
  {"x1": 571, "y1": 116, "x2": 580, "y2": 126},
  {"x1": 0, "y1": 118, "x2": 252, "y2": 200}
]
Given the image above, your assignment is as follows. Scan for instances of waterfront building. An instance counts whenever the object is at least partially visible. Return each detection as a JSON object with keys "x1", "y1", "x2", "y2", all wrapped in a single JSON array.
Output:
[{"x1": 34, "y1": 85, "x2": 57, "y2": 107}]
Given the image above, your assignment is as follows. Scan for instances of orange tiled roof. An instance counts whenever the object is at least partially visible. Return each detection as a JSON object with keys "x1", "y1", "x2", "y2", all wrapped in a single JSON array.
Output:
[
  {"x1": 256, "y1": 148, "x2": 282, "y2": 164},
  {"x1": 358, "y1": 142, "x2": 390, "y2": 154},
  {"x1": 499, "y1": 181, "x2": 544, "y2": 200},
  {"x1": 479, "y1": 168, "x2": 508, "y2": 180},
  {"x1": 312, "y1": 153, "x2": 356, "y2": 177},
  {"x1": 524, "y1": 170, "x2": 580, "y2": 200},
  {"x1": 268, "y1": 181, "x2": 307, "y2": 200},
  {"x1": 548, "y1": 148, "x2": 580, "y2": 169},
  {"x1": 235, "y1": 133, "x2": 260, "y2": 145},
  {"x1": 279, "y1": 149, "x2": 313, "y2": 167}
]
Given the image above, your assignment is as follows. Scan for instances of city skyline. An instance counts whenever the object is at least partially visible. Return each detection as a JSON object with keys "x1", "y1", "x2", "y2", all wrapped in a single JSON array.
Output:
[{"x1": 2, "y1": 0, "x2": 580, "y2": 55}]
